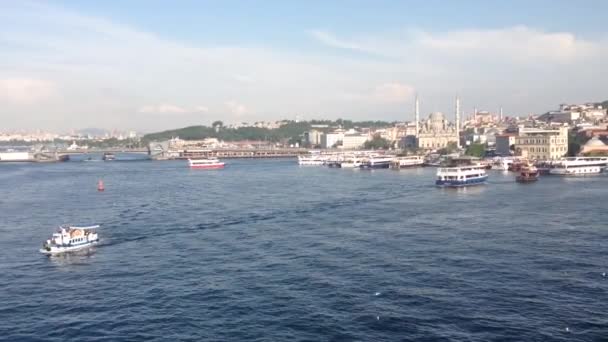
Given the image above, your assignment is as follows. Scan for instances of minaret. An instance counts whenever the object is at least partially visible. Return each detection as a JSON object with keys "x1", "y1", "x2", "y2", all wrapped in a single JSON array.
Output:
[
  {"x1": 415, "y1": 94, "x2": 420, "y2": 137},
  {"x1": 455, "y1": 96, "x2": 461, "y2": 148},
  {"x1": 499, "y1": 107, "x2": 503, "y2": 122}
]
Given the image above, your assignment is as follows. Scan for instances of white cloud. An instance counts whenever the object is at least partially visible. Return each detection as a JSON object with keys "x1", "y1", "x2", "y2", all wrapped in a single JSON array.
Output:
[
  {"x1": 0, "y1": 1, "x2": 607, "y2": 131},
  {"x1": 308, "y1": 30, "x2": 370, "y2": 52},
  {"x1": 0, "y1": 78, "x2": 55, "y2": 103},
  {"x1": 373, "y1": 83, "x2": 414, "y2": 103},
  {"x1": 233, "y1": 74, "x2": 255, "y2": 83},
  {"x1": 415, "y1": 26, "x2": 599, "y2": 63}
]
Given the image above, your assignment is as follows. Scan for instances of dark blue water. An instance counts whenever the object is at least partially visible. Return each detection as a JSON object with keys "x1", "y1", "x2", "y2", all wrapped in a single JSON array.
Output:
[{"x1": 1, "y1": 159, "x2": 607, "y2": 341}]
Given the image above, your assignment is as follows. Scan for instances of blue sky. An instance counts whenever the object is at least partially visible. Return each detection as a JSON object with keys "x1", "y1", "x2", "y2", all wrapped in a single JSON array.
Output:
[{"x1": 1, "y1": 1, "x2": 607, "y2": 131}]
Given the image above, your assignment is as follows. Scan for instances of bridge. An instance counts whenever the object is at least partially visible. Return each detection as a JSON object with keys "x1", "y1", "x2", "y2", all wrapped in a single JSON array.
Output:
[{"x1": 57, "y1": 148, "x2": 149, "y2": 155}]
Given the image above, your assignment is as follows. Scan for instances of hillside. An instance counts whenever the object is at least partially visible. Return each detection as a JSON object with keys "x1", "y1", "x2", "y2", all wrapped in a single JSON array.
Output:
[{"x1": 142, "y1": 119, "x2": 393, "y2": 143}]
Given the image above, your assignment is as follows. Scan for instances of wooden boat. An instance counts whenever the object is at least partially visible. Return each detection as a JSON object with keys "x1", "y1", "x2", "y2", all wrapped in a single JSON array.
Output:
[{"x1": 516, "y1": 162, "x2": 539, "y2": 183}]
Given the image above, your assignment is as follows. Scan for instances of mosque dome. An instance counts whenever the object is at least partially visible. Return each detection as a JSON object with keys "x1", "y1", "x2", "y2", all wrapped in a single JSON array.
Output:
[
  {"x1": 429, "y1": 112, "x2": 445, "y2": 121},
  {"x1": 584, "y1": 136, "x2": 606, "y2": 147}
]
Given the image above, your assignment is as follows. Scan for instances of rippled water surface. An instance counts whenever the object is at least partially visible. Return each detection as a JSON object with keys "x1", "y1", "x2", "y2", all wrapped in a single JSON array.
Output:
[{"x1": 1, "y1": 158, "x2": 607, "y2": 341}]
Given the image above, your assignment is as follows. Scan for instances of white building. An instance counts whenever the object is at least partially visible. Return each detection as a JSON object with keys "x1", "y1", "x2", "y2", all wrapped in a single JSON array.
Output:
[
  {"x1": 304, "y1": 129, "x2": 324, "y2": 147},
  {"x1": 322, "y1": 130, "x2": 345, "y2": 148},
  {"x1": 342, "y1": 134, "x2": 369, "y2": 149},
  {"x1": 515, "y1": 126, "x2": 569, "y2": 160}
]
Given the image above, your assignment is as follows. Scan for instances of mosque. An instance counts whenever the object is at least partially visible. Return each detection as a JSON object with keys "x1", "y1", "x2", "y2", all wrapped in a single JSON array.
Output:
[{"x1": 414, "y1": 96, "x2": 461, "y2": 150}]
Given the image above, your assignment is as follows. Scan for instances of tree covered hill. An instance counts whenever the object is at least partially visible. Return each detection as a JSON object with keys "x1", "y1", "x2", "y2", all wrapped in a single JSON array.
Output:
[{"x1": 142, "y1": 119, "x2": 394, "y2": 143}]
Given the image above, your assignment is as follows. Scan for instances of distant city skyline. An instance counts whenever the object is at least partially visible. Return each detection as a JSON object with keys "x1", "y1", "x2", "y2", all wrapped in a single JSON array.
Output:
[{"x1": 1, "y1": 0, "x2": 607, "y2": 131}]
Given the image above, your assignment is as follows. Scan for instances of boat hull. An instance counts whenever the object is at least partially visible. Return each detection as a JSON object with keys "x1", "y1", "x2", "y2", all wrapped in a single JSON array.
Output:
[
  {"x1": 549, "y1": 166, "x2": 604, "y2": 175},
  {"x1": 516, "y1": 176, "x2": 538, "y2": 183},
  {"x1": 435, "y1": 175, "x2": 488, "y2": 187},
  {"x1": 190, "y1": 163, "x2": 225, "y2": 169},
  {"x1": 360, "y1": 163, "x2": 390, "y2": 169},
  {"x1": 40, "y1": 240, "x2": 99, "y2": 255}
]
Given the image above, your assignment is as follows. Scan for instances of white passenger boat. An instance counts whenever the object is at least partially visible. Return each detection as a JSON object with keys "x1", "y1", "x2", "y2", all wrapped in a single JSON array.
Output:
[
  {"x1": 341, "y1": 155, "x2": 364, "y2": 168},
  {"x1": 549, "y1": 157, "x2": 608, "y2": 175},
  {"x1": 188, "y1": 158, "x2": 225, "y2": 169},
  {"x1": 297, "y1": 155, "x2": 325, "y2": 165},
  {"x1": 360, "y1": 156, "x2": 393, "y2": 169},
  {"x1": 40, "y1": 225, "x2": 100, "y2": 254},
  {"x1": 436, "y1": 158, "x2": 488, "y2": 187},
  {"x1": 390, "y1": 155, "x2": 424, "y2": 169}
]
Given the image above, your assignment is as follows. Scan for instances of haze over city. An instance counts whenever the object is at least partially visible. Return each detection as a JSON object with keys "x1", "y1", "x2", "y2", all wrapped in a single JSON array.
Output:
[{"x1": 2, "y1": 0, "x2": 607, "y2": 132}]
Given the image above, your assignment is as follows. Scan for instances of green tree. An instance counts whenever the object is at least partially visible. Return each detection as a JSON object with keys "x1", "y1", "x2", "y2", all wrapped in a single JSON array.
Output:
[
  {"x1": 364, "y1": 134, "x2": 391, "y2": 150},
  {"x1": 567, "y1": 131, "x2": 587, "y2": 156},
  {"x1": 437, "y1": 142, "x2": 459, "y2": 155},
  {"x1": 465, "y1": 143, "x2": 486, "y2": 158}
]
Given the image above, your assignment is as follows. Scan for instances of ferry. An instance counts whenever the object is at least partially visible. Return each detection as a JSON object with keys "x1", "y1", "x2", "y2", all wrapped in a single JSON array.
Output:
[
  {"x1": 360, "y1": 156, "x2": 393, "y2": 169},
  {"x1": 297, "y1": 155, "x2": 325, "y2": 166},
  {"x1": 549, "y1": 157, "x2": 608, "y2": 176},
  {"x1": 516, "y1": 162, "x2": 539, "y2": 183},
  {"x1": 188, "y1": 158, "x2": 225, "y2": 169},
  {"x1": 341, "y1": 156, "x2": 364, "y2": 168},
  {"x1": 390, "y1": 155, "x2": 424, "y2": 169},
  {"x1": 436, "y1": 158, "x2": 488, "y2": 187},
  {"x1": 40, "y1": 225, "x2": 100, "y2": 254},
  {"x1": 535, "y1": 160, "x2": 556, "y2": 175}
]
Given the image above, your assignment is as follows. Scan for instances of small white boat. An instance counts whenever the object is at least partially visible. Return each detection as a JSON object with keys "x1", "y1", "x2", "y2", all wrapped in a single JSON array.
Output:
[
  {"x1": 188, "y1": 158, "x2": 225, "y2": 169},
  {"x1": 40, "y1": 225, "x2": 100, "y2": 254}
]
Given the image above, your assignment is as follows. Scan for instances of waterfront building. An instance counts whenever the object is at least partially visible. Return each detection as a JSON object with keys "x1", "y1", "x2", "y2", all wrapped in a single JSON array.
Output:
[
  {"x1": 417, "y1": 112, "x2": 459, "y2": 150},
  {"x1": 342, "y1": 133, "x2": 369, "y2": 149},
  {"x1": 414, "y1": 96, "x2": 461, "y2": 150},
  {"x1": 322, "y1": 129, "x2": 345, "y2": 148},
  {"x1": 303, "y1": 129, "x2": 324, "y2": 147},
  {"x1": 514, "y1": 126, "x2": 568, "y2": 160}
]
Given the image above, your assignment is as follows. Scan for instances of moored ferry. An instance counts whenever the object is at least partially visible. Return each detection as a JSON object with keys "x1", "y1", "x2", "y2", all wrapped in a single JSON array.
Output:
[
  {"x1": 297, "y1": 155, "x2": 325, "y2": 165},
  {"x1": 188, "y1": 158, "x2": 225, "y2": 169},
  {"x1": 436, "y1": 158, "x2": 488, "y2": 187},
  {"x1": 341, "y1": 156, "x2": 364, "y2": 168},
  {"x1": 360, "y1": 156, "x2": 393, "y2": 169},
  {"x1": 390, "y1": 155, "x2": 424, "y2": 169},
  {"x1": 40, "y1": 225, "x2": 100, "y2": 254},
  {"x1": 549, "y1": 157, "x2": 608, "y2": 175}
]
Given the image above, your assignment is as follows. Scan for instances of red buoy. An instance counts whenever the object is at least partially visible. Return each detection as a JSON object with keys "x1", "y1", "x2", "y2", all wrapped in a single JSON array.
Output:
[{"x1": 97, "y1": 179, "x2": 105, "y2": 192}]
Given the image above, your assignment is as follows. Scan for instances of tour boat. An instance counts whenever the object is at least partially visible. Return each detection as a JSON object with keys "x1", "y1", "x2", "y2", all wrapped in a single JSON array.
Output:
[
  {"x1": 549, "y1": 157, "x2": 608, "y2": 176},
  {"x1": 40, "y1": 225, "x2": 100, "y2": 254},
  {"x1": 436, "y1": 158, "x2": 488, "y2": 187},
  {"x1": 188, "y1": 158, "x2": 225, "y2": 169},
  {"x1": 516, "y1": 162, "x2": 539, "y2": 183},
  {"x1": 360, "y1": 156, "x2": 393, "y2": 169},
  {"x1": 390, "y1": 155, "x2": 424, "y2": 169}
]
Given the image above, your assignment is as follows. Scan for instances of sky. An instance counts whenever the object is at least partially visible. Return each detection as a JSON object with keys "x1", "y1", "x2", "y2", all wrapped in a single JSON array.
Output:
[{"x1": 1, "y1": 0, "x2": 607, "y2": 132}]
